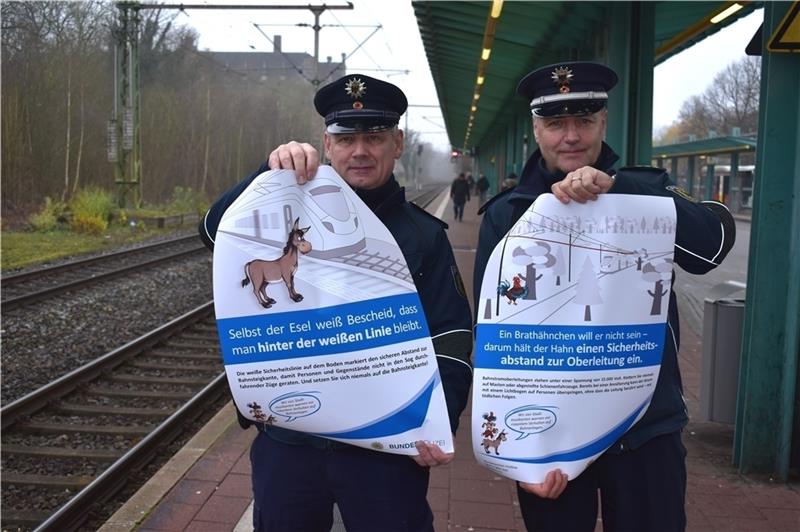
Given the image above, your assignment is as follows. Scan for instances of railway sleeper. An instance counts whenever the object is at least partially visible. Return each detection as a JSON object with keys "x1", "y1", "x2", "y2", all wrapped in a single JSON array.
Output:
[
  {"x1": 0, "y1": 509, "x2": 53, "y2": 528},
  {"x1": 184, "y1": 329, "x2": 218, "y2": 338},
  {"x1": 147, "y1": 349, "x2": 219, "y2": 360},
  {"x1": 84, "y1": 386, "x2": 194, "y2": 399},
  {"x1": 108, "y1": 374, "x2": 212, "y2": 385},
  {"x1": 0, "y1": 443, "x2": 123, "y2": 461},
  {"x1": 159, "y1": 340, "x2": 219, "y2": 350},
  {"x1": 1, "y1": 472, "x2": 95, "y2": 489},
  {"x1": 54, "y1": 402, "x2": 173, "y2": 418},
  {"x1": 129, "y1": 360, "x2": 220, "y2": 372},
  {"x1": 17, "y1": 421, "x2": 152, "y2": 436}
]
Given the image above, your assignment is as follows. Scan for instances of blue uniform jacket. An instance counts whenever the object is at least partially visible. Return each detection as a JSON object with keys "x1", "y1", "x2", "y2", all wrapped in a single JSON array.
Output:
[
  {"x1": 474, "y1": 144, "x2": 735, "y2": 450},
  {"x1": 200, "y1": 162, "x2": 474, "y2": 444}
]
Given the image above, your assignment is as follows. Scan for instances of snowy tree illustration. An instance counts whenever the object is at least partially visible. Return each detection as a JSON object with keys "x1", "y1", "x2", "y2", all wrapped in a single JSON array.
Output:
[
  {"x1": 642, "y1": 259, "x2": 673, "y2": 315},
  {"x1": 512, "y1": 241, "x2": 555, "y2": 300},
  {"x1": 573, "y1": 256, "x2": 602, "y2": 321},
  {"x1": 552, "y1": 247, "x2": 567, "y2": 286}
]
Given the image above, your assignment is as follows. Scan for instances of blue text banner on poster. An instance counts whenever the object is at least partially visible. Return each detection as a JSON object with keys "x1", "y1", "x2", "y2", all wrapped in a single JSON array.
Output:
[
  {"x1": 476, "y1": 323, "x2": 665, "y2": 371},
  {"x1": 217, "y1": 293, "x2": 429, "y2": 365}
]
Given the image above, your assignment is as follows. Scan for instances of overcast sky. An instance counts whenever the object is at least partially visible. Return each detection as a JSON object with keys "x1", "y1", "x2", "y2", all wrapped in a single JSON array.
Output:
[{"x1": 176, "y1": 1, "x2": 763, "y2": 151}]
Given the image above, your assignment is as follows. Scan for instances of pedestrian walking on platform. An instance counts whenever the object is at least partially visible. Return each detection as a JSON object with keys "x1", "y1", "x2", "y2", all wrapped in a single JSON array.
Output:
[
  {"x1": 451, "y1": 172, "x2": 470, "y2": 221},
  {"x1": 474, "y1": 61, "x2": 736, "y2": 532},
  {"x1": 200, "y1": 74, "x2": 473, "y2": 532},
  {"x1": 476, "y1": 174, "x2": 490, "y2": 204}
]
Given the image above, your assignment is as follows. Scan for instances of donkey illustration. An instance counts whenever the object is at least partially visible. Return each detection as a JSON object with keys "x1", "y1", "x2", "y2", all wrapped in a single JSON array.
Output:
[
  {"x1": 482, "y1": 430, "x2": 507, "y2": 455},
  {"x1": 242, "y1": 218, "x2": 312, "y2": 308}
]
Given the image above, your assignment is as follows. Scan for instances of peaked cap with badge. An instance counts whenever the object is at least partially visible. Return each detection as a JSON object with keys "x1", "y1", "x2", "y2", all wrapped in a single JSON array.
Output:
[
  {"x1": 314, "y1": 74, "x2": 408, "y2": 134},
  {"x1": 517, "y1": 61, "x2": 618, "y2": 118}
]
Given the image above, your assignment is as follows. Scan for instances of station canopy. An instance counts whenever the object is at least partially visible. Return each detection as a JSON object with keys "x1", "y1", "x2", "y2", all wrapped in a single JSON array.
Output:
[
  {"x1": 412, "y1": 1, "x2": 761, "y2": 151},
  {"x1": 652, "y1": 135, "x2": 758, "y2": 159}
]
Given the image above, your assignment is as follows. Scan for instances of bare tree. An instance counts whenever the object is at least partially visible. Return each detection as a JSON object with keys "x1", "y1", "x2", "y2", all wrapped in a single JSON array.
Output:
[
  {"x1": 655, "y1": 56, "x2": 760, "y2": 145},
  {"x1": 2, "y1": 1, "x2": 326, "y2": 212}
]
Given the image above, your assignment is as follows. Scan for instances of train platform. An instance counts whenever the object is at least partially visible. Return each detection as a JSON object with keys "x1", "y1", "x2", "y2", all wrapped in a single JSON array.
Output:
[{"x1": 101, "y1": 190, "x2": 798, "y2": 532}]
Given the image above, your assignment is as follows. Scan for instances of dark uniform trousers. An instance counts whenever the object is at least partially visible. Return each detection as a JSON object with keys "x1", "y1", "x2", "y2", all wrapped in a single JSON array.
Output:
[
  {"x1": 250, "y1": 428, "x2": 433, "y2": 532},
  {"x1": 517, "y1": 432, "x2": 687, "y2": 532},
  {"x1": 476, "y1": 144, "x2": 733, "y2": 532},
  {"x1": 201, "y1": 166, "x2": 472, "y2": 532}
]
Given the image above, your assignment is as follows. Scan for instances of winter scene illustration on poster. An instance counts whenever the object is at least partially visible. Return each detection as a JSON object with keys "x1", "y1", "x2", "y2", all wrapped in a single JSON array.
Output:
[
  {"x1": 473, "y1": 193, "x2": 676, "y2": 483},
  {"x1": 212, "y1": 166, "x2": 453, "y2": 454}
]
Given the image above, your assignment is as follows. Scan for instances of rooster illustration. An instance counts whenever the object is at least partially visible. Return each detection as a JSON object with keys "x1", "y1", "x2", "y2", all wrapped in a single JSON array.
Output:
[{"x1": 498, "y1": 275, "x2": 528, "y2": 304}]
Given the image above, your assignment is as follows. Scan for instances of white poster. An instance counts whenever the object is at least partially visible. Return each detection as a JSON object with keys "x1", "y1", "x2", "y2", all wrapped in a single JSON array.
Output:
[
  {"x1": 213, "y1": 166, "x2": 453, "y2": 454},
  {"x1": 473, "y1": 194, "x2": 676, "y2": 482}
]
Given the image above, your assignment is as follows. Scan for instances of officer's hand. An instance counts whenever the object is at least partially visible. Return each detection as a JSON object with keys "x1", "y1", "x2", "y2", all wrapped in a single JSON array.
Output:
[
  {"x1": 551, "y1": 166, "x2": 614, "y2": 204},
  {"x1": 412, "y1": 440, "x2": 454, "y2": 468},
  {"x1": 267, "y1": 141, "x2": 320, "y2": 184},
  {"x1": 518, "y1": 469, "x2": 569, "y2": 499}
]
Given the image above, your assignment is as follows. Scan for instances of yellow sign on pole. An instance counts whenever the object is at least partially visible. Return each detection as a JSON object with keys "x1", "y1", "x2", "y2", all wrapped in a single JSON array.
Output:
[{"x1": 768, "y1": 1, "x2": 800, "y2": 52}]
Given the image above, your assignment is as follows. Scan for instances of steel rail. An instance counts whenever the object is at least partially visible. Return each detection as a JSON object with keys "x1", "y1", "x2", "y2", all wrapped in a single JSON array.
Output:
[
  {"x1": 1, "y1": 235, "x2": 199, "y2": 284},
  {"x1": 1, "y1": 239, "x2": 206, "y2": 311},
  {"x1": 0, "y1": 302, "x2": 214, "y2": 430},
  {"x1": 32, "y1": 374, "x2": 228, "y2": 532}
]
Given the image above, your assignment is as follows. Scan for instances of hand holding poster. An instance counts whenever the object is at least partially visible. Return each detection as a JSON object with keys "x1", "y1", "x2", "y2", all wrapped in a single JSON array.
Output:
[
  {"x1": 213, "y1": 166, "x2": 453, "y2": 454},
  {"x1": 473, "y1": 193, "x2": 676, "y2": 483}
]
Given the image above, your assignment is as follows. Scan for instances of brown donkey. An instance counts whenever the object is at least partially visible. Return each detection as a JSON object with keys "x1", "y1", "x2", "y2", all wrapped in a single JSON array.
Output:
[{"x1": 242, "y1": 218, "x2": 312, "y2": 308}]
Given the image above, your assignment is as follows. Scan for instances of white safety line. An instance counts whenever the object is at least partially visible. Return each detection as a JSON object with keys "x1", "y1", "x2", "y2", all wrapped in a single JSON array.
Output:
[{"x1": 433, "y1": 187, "x2": 451, "y2": 220}]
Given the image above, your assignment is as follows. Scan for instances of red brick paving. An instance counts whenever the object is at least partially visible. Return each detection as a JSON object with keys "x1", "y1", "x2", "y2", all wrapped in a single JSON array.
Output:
[{"x1": 133, "y1": 195, "x2": 799, "y2": 532}]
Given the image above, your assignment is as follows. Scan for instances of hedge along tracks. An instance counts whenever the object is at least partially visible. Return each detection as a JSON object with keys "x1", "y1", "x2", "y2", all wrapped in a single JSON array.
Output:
[
  {"x1": 0, "y1": 234, "x2": 206, "y2": 311},
  {"x1": 0, "y1": 302, "x2": 228, "y2": 532}
]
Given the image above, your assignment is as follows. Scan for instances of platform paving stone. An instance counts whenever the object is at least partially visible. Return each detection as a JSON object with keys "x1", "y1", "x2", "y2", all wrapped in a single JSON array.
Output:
[
  {"x1": 193, "y1": 493, "x2": 252, "y2": 524},
  {"x1": 110, "y1": 194, "x2": 800, "y2": 532}
]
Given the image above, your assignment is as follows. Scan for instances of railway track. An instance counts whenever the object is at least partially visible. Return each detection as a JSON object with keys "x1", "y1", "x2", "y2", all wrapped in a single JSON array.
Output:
[
  {"x1": 0, "y1": 184, "x2": 447, "y2": 531},
  {"x1": 0, "y1": 234, "x2": 206, "y2": 311},
  {"x1": 0, "y1": 186, "x2": 443, "y2": 313},
  {"x1": 408, "y1": 184, "x2": 445, "y2": 207},
  {"x1": 0, "y1": 303, "x2": 226, "y2": 531}
]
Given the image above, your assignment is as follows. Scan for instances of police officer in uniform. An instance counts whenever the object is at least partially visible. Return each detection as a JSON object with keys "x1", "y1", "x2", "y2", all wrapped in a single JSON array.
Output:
[
  {"x1": 474, "y1": 62, "x2": 735, "y2": 531},
  {"x1": 200, "y1": 74, "x2": 473, "y2": 532}
]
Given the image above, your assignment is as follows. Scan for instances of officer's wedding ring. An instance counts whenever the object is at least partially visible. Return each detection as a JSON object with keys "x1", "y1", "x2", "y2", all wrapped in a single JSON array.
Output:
[{"x1": 571, "y1": 176, "x2": 581, "y2": 182}]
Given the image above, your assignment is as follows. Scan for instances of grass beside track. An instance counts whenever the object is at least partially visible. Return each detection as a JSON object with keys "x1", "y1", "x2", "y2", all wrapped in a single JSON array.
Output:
[{"x1": 1, "y1": 226, "x2": 192, "y2": 272}]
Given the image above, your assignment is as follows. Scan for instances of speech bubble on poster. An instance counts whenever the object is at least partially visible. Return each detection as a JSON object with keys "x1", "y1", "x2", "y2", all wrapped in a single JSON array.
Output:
[
  {"x1": 269, "y1": 392, "x2": 322, "y2": 422},
  {"x1": 212, "y1": 166, "x2": 453, "y2": 454},
  {"x1": 505, "y1": 406, "x2": 558, "y2": 440}
]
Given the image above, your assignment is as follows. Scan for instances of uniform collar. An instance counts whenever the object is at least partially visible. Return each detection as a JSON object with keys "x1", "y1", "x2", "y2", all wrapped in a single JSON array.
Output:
[
  {"x1": 354, "y1": 174, "x2": 404, "y2": 215},
  {"x1": 510, "y1": 141, "x2": 619, "y2": 202}
]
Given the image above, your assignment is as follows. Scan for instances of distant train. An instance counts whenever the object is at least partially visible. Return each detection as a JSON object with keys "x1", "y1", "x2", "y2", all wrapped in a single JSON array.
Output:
[{"x1": 232, "y1": 171, "x2": 366, "y2": 259}]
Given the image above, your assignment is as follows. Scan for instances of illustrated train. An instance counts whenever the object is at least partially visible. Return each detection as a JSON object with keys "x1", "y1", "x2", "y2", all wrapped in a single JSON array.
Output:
[{"x1": 231, "y1": 170, "x2": 366, "y2": 259}]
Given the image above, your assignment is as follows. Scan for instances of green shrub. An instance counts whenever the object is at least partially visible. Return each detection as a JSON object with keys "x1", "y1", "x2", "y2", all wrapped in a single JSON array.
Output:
[
  {"x1": 28, "y1": 197, "x2": 67, "y2": 232},
  {"x1": 70, "y1": 213, "x2": 108, "y2": 235},
  {"x1": 70, "y1": 187, "x2": 115, "y2": 224},
  {"x1": 168, "y1": 186, "x2": 209, "y2": 215}
]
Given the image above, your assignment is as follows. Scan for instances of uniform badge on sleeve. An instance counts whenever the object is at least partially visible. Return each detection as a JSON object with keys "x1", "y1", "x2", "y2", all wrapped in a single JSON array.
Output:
[
  {"x1": 451, "y1": 265, "x2": 468, "y2": 300},
  {"x1": 666, "y1": 185, "x2": 697, "y2": 202}
]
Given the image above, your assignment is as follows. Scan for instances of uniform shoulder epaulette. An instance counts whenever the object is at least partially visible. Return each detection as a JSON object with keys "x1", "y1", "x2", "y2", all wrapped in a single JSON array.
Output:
[
  {"x1": 615, "y1": 165, "x2": 668, "y2": 185},
  {"x1": 408, "y1": 202, "x2": 449, "y2": 229},
  {"x1": 477, "y1": 187, "x2": 515, "y2": 215},
  {"x1": 616, "y1": 165, "x2": 666, "y2": 176}
]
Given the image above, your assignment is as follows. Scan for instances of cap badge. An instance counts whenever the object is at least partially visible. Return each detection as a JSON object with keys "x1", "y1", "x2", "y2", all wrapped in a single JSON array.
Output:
[
  {"x1": 550, "y1": 66, "x2": 573, "y2": 94},
  {"x1": 344, "y1": 77, "x2": 367, "y2": 99}
]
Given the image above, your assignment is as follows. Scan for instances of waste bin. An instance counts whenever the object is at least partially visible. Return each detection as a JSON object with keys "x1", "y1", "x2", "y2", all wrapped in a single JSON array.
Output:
[{"x1": 700, "y1": 282, "x2": 746, "y2": 424}]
